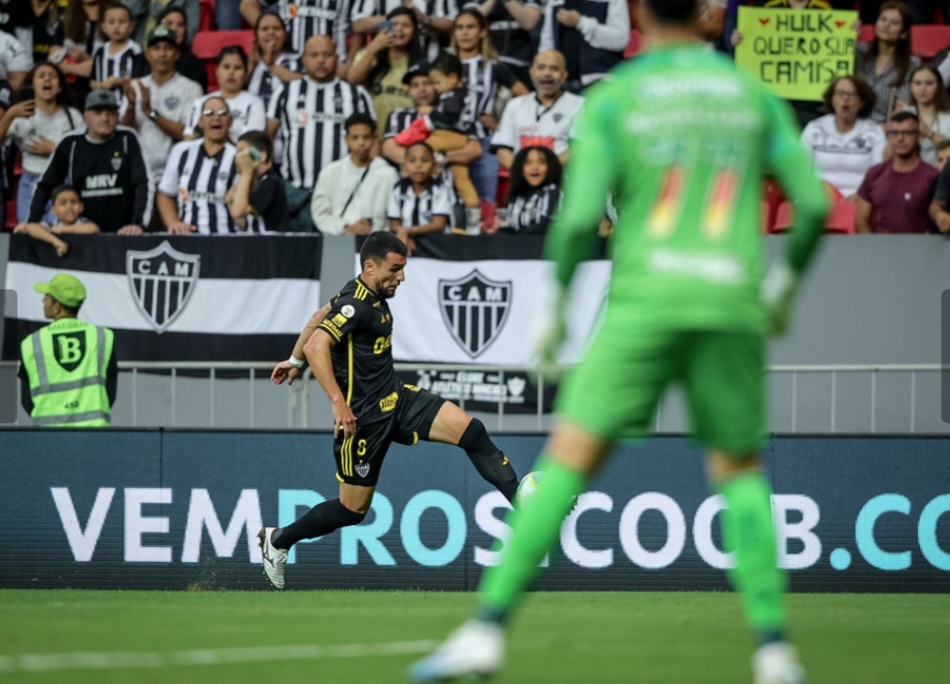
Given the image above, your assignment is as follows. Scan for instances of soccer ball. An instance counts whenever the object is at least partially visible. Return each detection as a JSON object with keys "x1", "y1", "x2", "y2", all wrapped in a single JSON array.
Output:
[
  {"x1": 515, "y1": 471, "x2": 545, "y2": 506},
  {"x1": 515, "y1": 471, "x2": 579, "y2": 512}
]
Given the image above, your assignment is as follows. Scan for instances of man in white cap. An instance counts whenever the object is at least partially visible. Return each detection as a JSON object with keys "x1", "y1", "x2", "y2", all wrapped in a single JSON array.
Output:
[{"x1": 19, "y1": 274, "x2": 118, "y2": 427}]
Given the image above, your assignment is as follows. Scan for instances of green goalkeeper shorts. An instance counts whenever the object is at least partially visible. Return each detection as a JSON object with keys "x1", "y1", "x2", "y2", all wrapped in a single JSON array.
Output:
[{"x1": 555, "y1": 324, "x2": 767, "y2": 456}]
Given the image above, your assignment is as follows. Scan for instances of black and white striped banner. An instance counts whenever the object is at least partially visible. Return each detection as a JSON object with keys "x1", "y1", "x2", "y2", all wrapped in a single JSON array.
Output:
[{"x1": 3, "y1": 235, "x2": 322, "y2": 361}]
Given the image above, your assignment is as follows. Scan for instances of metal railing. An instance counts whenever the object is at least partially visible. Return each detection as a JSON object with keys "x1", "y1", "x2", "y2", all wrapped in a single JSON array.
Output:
[{"x1": 4, "y1": 361, "x2": 944, "y2": 433}]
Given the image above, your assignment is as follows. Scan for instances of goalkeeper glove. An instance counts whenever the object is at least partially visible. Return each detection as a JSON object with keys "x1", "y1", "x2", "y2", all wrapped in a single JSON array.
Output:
[{"x1": 761, "y1": 262, "x2": 799, "y2": 337}]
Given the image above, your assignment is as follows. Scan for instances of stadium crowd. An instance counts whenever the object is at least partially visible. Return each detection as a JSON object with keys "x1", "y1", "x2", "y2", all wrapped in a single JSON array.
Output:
[{"x1": 1, "y1": 0, "x2": 950, "y2": 245}]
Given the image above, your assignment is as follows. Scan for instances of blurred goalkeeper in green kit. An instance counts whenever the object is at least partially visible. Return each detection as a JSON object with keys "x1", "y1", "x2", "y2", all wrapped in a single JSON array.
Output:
[{"x1": 410, "y1": 0, "x2": 828, "y2": 682}]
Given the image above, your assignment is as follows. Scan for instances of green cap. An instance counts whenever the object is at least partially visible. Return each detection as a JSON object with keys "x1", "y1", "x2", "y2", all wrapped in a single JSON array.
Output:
[{"x1": 34, "y1": 274, "x2": 87, "y2": 307}]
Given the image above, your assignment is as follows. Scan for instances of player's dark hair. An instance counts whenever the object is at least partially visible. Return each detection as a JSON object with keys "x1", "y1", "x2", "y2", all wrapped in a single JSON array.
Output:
[
  {"x1": 360, "y1": 231, "x2": 407, "y2": 264},
  {"x1": 238, "y1": 130, "x2": 274, "y2": 162},
  {"x1": 51, "y1": 184, "x2": 81, "y2": 202},
  {"x1": 507, "y1": 146, "x2": 562, "y2": 201},
  {"x1": 217, "y1": 45, "x2": 249, "y2": 70},
  {"x1": 821, "y1": 75, "x2": 875, "y2": 119},
  {"x1": 643, "y1": 0, "x2": 699, "y2": 25},
  {"x1": 345, "y1": 112, "x2": 378, "y2": 133},
  {"x1": 889, "y1": 110, "x2": 919, "y2": 126},
  {"x1": 431, "y1": 51, "x2": 462, "y2": 78}
]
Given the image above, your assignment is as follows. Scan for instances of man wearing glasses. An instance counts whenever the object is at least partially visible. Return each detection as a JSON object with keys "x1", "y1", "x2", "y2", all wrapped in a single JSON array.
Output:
[{"x1": 856, "y1": 110, "x2": 938, "y2": 234}]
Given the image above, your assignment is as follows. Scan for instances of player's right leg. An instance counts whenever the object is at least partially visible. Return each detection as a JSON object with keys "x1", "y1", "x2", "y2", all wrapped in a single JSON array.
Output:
[
  {"x1": 258, "y1": 425, "x2": 389, "y2": 589},
  {"x1": 685, "y1": 331, "x2": 805, "y2": 684},
  {"x1": 409, "y1": 422, "x2": 610, "y2": 683}
]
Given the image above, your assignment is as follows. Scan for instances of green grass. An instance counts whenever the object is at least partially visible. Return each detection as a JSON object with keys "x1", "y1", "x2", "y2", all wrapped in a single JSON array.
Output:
[{"x1": 0, "y1": 590, "x2": 947, "y2": 683}]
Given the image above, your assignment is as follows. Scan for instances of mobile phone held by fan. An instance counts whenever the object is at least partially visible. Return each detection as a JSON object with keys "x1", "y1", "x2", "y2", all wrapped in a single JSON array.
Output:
[{"x1": 379, "y1": 19, "x2": 393, "y2": 32}]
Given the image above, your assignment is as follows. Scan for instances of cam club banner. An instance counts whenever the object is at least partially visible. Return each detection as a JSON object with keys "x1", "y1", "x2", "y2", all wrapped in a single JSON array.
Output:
[
  {"x1": 389, "y1": 235, "x2": 610, "y2": 366},
  {"x1": 3, "y1": 235, "x2": 322, "y2": 361},
  {"x1": 2, "y1": 430, "x2": 947, "y2": 592},
  {"x1": 735, "y1": 8, "x2": 858, "y2": 101}
]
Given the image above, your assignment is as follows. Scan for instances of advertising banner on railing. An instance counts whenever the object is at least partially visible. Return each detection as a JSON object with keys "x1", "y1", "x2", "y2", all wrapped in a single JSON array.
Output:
[
  {"x1": 2, "y1": 235, "x2": 322, "y2": 361},
  {"x1": 2, "y1": 430, "x2": 947, "y2": 592}
]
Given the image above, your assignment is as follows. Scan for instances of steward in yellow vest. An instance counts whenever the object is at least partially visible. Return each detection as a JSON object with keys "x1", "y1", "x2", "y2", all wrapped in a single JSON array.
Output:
[{"x1": 19, "y1": 274, "x2": 117, "y2": 427}]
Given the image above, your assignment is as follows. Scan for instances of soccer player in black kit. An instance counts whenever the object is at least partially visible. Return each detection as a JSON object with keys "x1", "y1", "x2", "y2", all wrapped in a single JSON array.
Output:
[{"x1": 260, "y1": 231, "x2": 520, "y2": 589}]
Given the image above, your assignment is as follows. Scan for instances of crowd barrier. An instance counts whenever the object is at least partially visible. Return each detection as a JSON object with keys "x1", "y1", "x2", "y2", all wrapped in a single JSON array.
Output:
[{"x1": 3, "y1": 430, "x2": 947, "y2": 592}]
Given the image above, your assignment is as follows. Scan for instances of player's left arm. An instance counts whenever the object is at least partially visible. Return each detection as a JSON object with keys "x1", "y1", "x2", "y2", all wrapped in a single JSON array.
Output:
[
  {"x1": 272, "y1": 302, "x2": 333, "y2": 385},
  {"x1": 545, "y1": 82, "x2": 616, "y2": 290}
]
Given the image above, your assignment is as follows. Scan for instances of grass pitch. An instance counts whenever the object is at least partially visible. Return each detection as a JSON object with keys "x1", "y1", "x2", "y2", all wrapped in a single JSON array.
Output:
[{"x1": 0, "y1": 590, "x2": 946, "y2": 684}]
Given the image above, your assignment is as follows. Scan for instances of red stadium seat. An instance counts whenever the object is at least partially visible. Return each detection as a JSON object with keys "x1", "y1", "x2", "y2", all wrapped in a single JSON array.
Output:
[
  {"x1": 199, "y1": 0, "x2": 215, "y2": 32},
  {"x1": 496, "y1": 166, "x2": 510, "y2": 207},
  {"x1": 624, "y1": 30, "x2": 642, "y2": 58},
  {"x1": 911, "y1": 24, "x2": 950, "y2": 59},
  {"x1": 824, "y1": 201, "x2": 857, "y2": 234},
  {"x1": 770, "y1": 200, "x2": 856, "y2": 234},
  {"x1": 192, "y1": 30, "x2": 254, "y2": 91},
  {"x1": 762, "y1": 179, "x2": 786, "y2": 233},
  {"x1": 858, "y1": 24, "x2": 875, "y2": 43}
]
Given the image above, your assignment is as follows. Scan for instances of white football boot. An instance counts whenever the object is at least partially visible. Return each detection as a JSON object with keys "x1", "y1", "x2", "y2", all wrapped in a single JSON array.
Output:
[
  {"x1": 409, "y1": 620, "x2": 504, "y2": 682},
  {"x1": 753, "y1": 642, "x2": 808, "y2": 684},
  {"x1": 257, "y1": 527, "x2": 287, "y2": 590}
]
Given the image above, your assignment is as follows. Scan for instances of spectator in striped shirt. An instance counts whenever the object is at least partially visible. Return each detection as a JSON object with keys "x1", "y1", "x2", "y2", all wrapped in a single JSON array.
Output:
[
  {"x1": 240, "y1": 0, "x2": 353, "y2": 65},
  {"x1": 157, "y1": 96, "x2": 240, "y2": 234},
  {"x1": 87, "y1": 4, "x2": 145, "y2": 107},
  {"x1": 451, "y1": 8, "x2": 527, "y2": 204},
  {"x1": 487, "y1": 145, "x2": 560, "y2": 234},
  {"x1": 247, "y1": 10, "x2": 303, "y2": 109},
  {"x1": 462, "y1": 0, "x2": 541, "y2": 88},
  {"x1": 184, "y1": 47, "x2": 268, "y2": 142},
  {"x1": 351, "y1": 0, "x2": 459, "y2": 63},
  {"x1": 265, "y1": 34, "x2": 375, "y2": 232},
  {"x1": 389, "y1": 141, "x2": 454, "y2": 250}
]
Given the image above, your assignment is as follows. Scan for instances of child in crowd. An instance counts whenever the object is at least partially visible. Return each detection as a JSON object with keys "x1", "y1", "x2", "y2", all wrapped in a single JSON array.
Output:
[
  {"x1": 395, "y1": 52, "x2": 481, "y2": 231},
  {"x1": 88, "y1": 3, "x2": 145, "y2": 106},
  {"x1": 14, "y1": 185, "x2": 100, "y2": 256},
  {"x1": 388, "y1": 141, "x2": 454, "y2": 252},
  {"x1": 489, "y1": 145, "x2": 562, "y2": 234},
  {"x1": 227, "y1": 130, "x2": 289, "y2": 233}
]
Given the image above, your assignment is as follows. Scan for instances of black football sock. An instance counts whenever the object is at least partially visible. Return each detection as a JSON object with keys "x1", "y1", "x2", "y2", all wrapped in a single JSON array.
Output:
[
  {"x1": 459, "y1": 418, "x2": 519, "y2": 502},
  {"x1": 272, "y1": 499, "x2": 366, "y2": 549}
]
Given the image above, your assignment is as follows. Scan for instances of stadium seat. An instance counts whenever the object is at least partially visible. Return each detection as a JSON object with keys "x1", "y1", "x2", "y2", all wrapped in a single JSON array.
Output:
[
  {"x1": 496, "y1": 166, "x2": 509, "y2": 207},
  {"x1": 192, "y1": 30, "x2": 254, "y2": 91},
  {"x1": 911, "y1": 24, "x2": 950, "y2": 59},
  {"x1": 858, "y1": 24, "x2": 875, "y2": 43},
  {"x1": 624, "y1": 30, "x2": 642, "y2": 58},
  {"x1": 770, "y1": 200, "x2": 856, "y2": 234},
  {"x1": 762, "y1": 179, "x2": 786, "y2": 232},
  {"x1": 824, "y1": 201, "x2": 857, "y2": 234},
  {"x1": 199, "y1": 0, "x2": 215, "y2": 32}
]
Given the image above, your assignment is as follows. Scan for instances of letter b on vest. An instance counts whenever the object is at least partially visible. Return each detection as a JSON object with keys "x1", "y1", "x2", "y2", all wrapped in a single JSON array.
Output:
[{"x1": 53, "y1": 332, "x2": 87, "y2": 371}]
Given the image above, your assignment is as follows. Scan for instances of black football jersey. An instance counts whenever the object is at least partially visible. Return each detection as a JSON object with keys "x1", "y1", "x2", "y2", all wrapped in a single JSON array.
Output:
[{"x1": 318, "y1": 277, "x2": 401, "y2": 424}]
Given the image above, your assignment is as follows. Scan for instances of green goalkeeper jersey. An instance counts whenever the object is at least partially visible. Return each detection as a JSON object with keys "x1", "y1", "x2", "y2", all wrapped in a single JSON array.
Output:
[{"x1": 547, "y1": 43, "x2": 828, "y2": 332}]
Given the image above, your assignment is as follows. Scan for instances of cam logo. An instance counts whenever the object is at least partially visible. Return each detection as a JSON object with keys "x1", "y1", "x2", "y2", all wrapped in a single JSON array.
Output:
[
  {"x1": 438, "y1": 270, "x2": 511, "y2": 358},
  {"x1": 355, "y1": 462, "x2": 371, "y2": 478},
  {"x1": 52, "y1": 332, "x2": 86, "y2": 371},
  {"x1": 126, "y1": 241, "x2": 200, "y2": 334}
]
